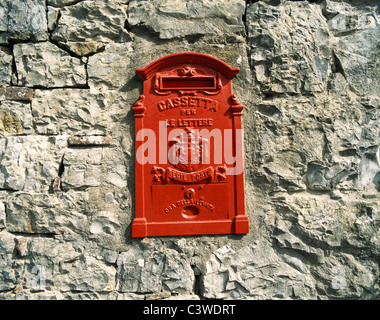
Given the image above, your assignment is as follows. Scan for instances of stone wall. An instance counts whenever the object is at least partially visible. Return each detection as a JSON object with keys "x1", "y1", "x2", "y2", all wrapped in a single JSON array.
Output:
[{"x1": 0, "y1": 0, "x2": 379, "y2": 300}]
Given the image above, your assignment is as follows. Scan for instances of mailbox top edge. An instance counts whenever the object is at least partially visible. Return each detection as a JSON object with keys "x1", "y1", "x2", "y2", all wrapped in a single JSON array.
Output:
[{"x1": 136, "y1": 52, "x2": 240, "y2": 81}]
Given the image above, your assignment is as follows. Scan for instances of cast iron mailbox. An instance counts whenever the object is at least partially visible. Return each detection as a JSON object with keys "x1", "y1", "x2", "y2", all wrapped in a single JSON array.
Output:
[{"x1": 132, "y1": 52, "x2": 249, "y2": 237}]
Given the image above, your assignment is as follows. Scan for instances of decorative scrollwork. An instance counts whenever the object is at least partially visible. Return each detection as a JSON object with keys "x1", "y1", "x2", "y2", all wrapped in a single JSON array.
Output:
[
  {"x1": 178, "y1": 66, "x2": 196, "y2": 76},
  {"x1": 230, "y1": 94, "x2": 244, "y2": 114},
  {"x1": 151, "y1": 166, "x2": 166, "y2": 182},
  {"x1": 132, "y1": 95, "x2": 146, "y2": 117},
  {"x1": 215, "y1": 164, "x2": 227, "y2": 181}
]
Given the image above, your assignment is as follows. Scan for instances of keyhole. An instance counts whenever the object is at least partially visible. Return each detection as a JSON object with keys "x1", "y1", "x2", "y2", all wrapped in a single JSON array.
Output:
[{"x1": 185, "y1": 188, "x2": 195, "y2": 199}]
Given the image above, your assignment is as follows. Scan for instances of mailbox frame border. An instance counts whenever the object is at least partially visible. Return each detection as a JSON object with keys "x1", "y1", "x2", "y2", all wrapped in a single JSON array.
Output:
[{"x1": 132, "y1": 52, "x2": 249, "y2": 238}]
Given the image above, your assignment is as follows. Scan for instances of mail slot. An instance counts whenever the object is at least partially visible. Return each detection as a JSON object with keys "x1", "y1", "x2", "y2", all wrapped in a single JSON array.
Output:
[
  {"x1": 132, "y1": 52, "x2": 249, "y2": 237},
  {"x1": 161, "y1": 77, "x2": 215, "y2": 90}
]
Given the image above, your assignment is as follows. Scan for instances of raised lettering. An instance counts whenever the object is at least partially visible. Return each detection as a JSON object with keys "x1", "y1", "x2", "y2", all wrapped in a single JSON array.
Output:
[
  {"x1": 173, "y1": 97, "x2": 181, "y2": 107},
  {"x1": 181, "y1": 109, "x2": 196, "y2": 115},
  {"x1": 164, "y1": 196, "x2": 215, "y2": 214},
  {"x1": 166, "y1": 99, "x2": 175, "y2": 109},
  {"x1": 158, "y1": 101, "x2": 166, "y2": 111},
  {"x1": 196, "y1": 97, "x2": 206, "y2": 108},
  {"x1": 166, "y1": 119, "x2": 175, "y2": 127},
  {"x1": 181, "y1": 96, "x2": 188, "y2": 107},
  {"x1": 188, "y1": 96, "x2": 196, "y2": 107},
  {"x1": 177, "y1": 118, "x2": 213, "y2": 127},
  {"x1": 207, "y1": 99, "x2": 218, "y2": 112},
  {"x1": 157, "y1": 97, "x2": 218, "y2": 112}
]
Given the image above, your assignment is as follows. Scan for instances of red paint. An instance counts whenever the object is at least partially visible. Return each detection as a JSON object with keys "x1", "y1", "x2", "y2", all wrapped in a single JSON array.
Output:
[{"x1": 132, "y1": 52, "x2": 249, "y2": 237}]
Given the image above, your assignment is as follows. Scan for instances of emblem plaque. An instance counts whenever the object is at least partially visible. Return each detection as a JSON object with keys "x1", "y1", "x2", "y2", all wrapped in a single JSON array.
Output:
[{"x1": 132, "y1": 52, "x2": 249, "y2": 237}]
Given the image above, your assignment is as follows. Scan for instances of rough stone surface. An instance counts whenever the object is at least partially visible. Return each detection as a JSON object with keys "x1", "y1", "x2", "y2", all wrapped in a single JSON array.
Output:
[
  {"x1": 0, "y1": 46, "x2": 13, "y2": 86},
  {"x1": 0, "y1": 87, "x2": 34, "y2": 102},
  {"x1": 48, "y1": 0, "x2": 86, "y2": 8},
  {"x1": 61, "y1": 147, "x2": 128, "y2": 190},
  {"x1": 0, "y1": 0, "x2": 379, "y2": 300},
  {"x1": 68, "y1": 135, "x2": 112, "y2": 147},
  {"x1": 31, "y1": 89, "x2": 109, "y2": 135},
  {"x1": 6, "y1": 191, "x2": 89, "y2": 235},
  {"x1": 14, "y1": 42, "x2": 87, "y2": 88},
  {"x1": 59, "y1": 41, "x2": 106, "y2": 57},
  {"x1": 117, "y1": 241, "x2": 195, "y2": 294},
  {"x1": 246, "y1": 1, "x2": 332, "y2": 94},
  {"x1": 87, "y1": 43, "x2": 134, "y2": 90},
  {"x1": 0, "y1": 136, "x2": 67, "y2": 192},
  {"x1": 333, "y1": 28, "x2": 379, "y2": 96},
  {"x1": 128, "y1": 0, "x2": 246, "y2": 41},
  {"x1": 51, "y1": 0, "x2": 131, "y2": 43},
  {"x1": 0, "y1": 231, "x2": 18, "y2": 291},
  {"x1": 0, "y1": 0, "x2": 48, "y2": 44},
  {"x1": 203, "y1": 242, "x2": 318, "y2": 299},
  {"x1": 0, "y1": 101, "x2": 32, "y2": 135},
  {"x1": 0, "y1": 201, "x2": 5, "y2": 229}
]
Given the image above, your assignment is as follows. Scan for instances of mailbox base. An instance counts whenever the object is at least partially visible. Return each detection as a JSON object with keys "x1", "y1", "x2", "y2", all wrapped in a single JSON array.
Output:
[
  {"x1": 131, "y1": 218, "x2": 147, "y2": 238},
  {"x1": 132, "y1": 219, "x2": 249, "y2": 237},
  {"x1": 233, "y1": 216, "x2": 250, "y2": 234}
]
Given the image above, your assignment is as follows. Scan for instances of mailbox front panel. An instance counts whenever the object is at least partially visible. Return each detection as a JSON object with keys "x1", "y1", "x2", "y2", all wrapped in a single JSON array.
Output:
[{"x1": 132, "y1": 53, "x2": 249, "y2": 237}]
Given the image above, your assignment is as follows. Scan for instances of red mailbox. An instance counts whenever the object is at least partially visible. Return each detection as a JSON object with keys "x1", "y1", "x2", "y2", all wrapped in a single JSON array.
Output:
[{"x1": 132, "y1": 52, "x2": 249, "y2": 237}]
